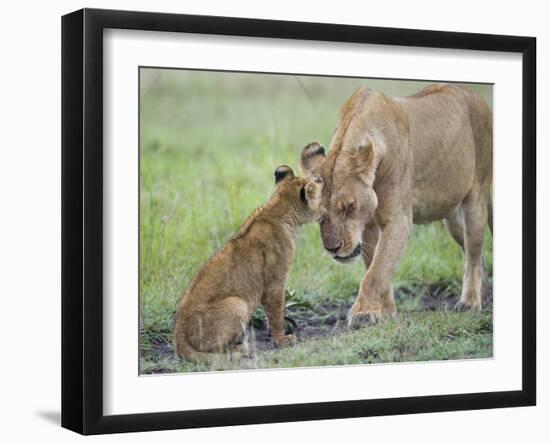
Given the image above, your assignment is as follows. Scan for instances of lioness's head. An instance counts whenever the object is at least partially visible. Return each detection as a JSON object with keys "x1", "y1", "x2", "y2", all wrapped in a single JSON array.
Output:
[
  {"x1": 300, "y1": 141, "x2": 378, "y2": 264},
  {"x1": 272, "y1": 165, "x2": 323, "y2": 225}
]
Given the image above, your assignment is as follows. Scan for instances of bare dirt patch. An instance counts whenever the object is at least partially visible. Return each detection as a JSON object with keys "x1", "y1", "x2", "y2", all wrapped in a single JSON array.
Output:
[{"x1": 251, "y1": 284, "x2": 493, "y2": 351}]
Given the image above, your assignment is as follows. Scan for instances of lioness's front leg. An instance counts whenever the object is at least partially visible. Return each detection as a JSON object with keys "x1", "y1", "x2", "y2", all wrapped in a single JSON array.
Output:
[
  {"x1": 348, "y1": 213, "x2": 411, "y2": 329},
  {"x1": 360, "y1": 220, "x2": 397, "y2": 317},
  {"x1": 262, "y1": 285, "x2": 296, "y2": 348}
]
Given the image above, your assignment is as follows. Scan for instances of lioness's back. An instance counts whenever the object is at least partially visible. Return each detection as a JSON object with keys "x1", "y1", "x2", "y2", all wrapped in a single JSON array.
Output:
[{"x1": 392, "y1": 84, "x2": 492, "y2": 223}]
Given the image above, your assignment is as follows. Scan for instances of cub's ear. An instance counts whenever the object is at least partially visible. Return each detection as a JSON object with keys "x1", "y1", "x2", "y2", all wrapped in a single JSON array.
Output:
[
  {"x1": 301, "y1": 142, "x2": 326, "y2": 176},
  {"x1": 274, "y1": 165, "x2": 295, "y2": 185},
  {"x1": 301, "y1": 180, "x2": 322, "y2": 211}
]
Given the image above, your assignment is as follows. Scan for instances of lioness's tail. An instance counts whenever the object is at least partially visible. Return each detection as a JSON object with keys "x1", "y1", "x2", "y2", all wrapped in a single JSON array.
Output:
[{"x1": 463, "y1": 87, "x2": 493, "y2": 237}]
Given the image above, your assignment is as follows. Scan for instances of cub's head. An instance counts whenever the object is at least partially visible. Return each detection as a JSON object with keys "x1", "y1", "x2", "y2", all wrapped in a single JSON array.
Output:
[
  {"x1": 273, "y1": 165, "x2": 323, "y2": 225},
  {"x1": 300, "y1": 141, "x2": 378, "y2": 264}
]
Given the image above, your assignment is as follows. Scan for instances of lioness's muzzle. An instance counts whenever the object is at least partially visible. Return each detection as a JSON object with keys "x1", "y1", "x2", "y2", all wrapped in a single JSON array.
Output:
[
  {"x1": 324, "y1": 241, "x2": 343, "y2": 254},
  {"x1": 334, "y1": 244, "x2": 362, "y2": 263}
]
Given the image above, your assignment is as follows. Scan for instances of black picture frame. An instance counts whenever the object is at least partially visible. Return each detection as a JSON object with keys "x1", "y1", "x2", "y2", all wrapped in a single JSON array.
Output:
[{"x1": 61, "y1": 8, "x2": 536, "y2": 435}]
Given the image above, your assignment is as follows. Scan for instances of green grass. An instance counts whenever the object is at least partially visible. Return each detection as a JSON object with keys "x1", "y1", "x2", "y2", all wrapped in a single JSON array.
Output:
[
  {"x1": 142, "y1": 309, "x2": 493, "y2": 374},
  {"x1": 139, "y1": 69, "x2": 493, "y2": 373}
]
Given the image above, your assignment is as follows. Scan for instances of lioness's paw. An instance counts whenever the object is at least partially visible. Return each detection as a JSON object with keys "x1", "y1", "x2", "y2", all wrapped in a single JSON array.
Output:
[
  {"x1": 454, "y1": 300, "x2": 482, "y2": 313},
  {"x1": 273, "y1": 334, "x2": 297, "y2": 348},
  {"x1": 347, "y1": 312, "x2": 381, "y2": 330}
]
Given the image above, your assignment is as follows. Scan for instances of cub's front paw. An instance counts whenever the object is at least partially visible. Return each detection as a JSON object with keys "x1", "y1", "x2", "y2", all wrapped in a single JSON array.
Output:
[
  {"x1": 347, "y1": 311, "x2": 382, "y2": 330},
  {"x1": 273, "y1": 334, "x2": 297, "y2": 348},
  {"x1": 454, "y1": 300, "x2": 482, "y2": 313}
]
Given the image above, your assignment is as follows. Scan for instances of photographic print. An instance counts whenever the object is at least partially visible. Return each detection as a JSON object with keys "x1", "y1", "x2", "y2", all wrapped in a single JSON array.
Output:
[
  {"x1": 138, "y1": 69, "x2": 493, "y2": 375},
  {"x1": 62, "y1": 9, "x2": 535, "y2": 433}
]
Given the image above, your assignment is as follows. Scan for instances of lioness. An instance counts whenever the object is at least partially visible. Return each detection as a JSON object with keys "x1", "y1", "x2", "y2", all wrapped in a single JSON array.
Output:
[
  {"x1": 173, "y1": 166, "x2": 322, "y2": 361},
  {"x1": 301, "y1": 84, "x2": 492, "y2": 329}
]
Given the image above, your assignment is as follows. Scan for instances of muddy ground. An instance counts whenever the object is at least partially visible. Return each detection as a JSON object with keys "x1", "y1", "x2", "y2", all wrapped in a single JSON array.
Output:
[
  {"x1": 142, "y1": 284, "x2": 493, "y2": 363},
  {"x1": 252, "y1": 284, "x2": 493, "y2": 351}
]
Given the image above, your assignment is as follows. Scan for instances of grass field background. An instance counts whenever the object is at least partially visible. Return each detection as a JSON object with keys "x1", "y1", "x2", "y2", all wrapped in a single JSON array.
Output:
[{"x1": 139, "y1": 69, "x2": 493, "y2": 374}]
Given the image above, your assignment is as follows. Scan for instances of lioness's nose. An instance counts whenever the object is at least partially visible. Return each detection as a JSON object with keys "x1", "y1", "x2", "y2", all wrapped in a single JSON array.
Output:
[{"x1": 324, "y1": 241, "x2": 343, "y2": 254}]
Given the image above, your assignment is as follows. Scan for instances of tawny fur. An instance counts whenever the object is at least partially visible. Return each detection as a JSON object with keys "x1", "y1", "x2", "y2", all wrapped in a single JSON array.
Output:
[
  {"x1": 173, "y1": 166, "x2": 322, "y2": 361},
  {"x1": 301, "y1": 84, "x2": 492, "y2": 329}
]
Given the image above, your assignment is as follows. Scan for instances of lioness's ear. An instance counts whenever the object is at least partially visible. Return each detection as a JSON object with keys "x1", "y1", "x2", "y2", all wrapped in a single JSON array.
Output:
[
  {"x1": 352, "y1": 139, "x2": 374, "y2": 166},
  {"x1": 348, "y1": 139, "x2": 376, "y2": 184},
  {"x1": 274, "y1": 165, "x2": 295, "y2": 185},
  {"x1": 301, "y1": 142, "x2": 326, "y2": 176}
]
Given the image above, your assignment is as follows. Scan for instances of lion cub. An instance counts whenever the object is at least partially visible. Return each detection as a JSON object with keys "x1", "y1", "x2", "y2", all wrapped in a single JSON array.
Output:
[{"x1": 173, "y1": 165, "x2": 322, "y2": 361}]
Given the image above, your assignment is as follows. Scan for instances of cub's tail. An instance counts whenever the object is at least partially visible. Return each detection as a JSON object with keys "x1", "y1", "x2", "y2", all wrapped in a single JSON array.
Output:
[
  {"x1": 172, "y1": 308, "x2": 213, "y2": 363},
  {"x1": 173, "y1": 322, "x2": 213, "y2": 363},
  {"x1": 173, "y1": 334, "x2": 213, "y2": 363}
]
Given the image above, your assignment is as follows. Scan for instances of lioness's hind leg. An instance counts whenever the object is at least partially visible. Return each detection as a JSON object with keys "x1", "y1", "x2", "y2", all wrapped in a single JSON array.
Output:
[
  {"x1": 445, "y1": 205, "x2": 490, "y2": 297},
  {"x1": 456, "y1": 191, "x2": 488, "y2": 311},
  {"x1": 444, "y1": 207, "x2": 465, "y2": 251}
]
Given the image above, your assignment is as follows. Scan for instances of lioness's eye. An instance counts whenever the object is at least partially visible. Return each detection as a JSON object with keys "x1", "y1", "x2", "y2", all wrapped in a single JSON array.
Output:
[{"x1": 343, "y1": 202, "x2": 356, "y2": 216}]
